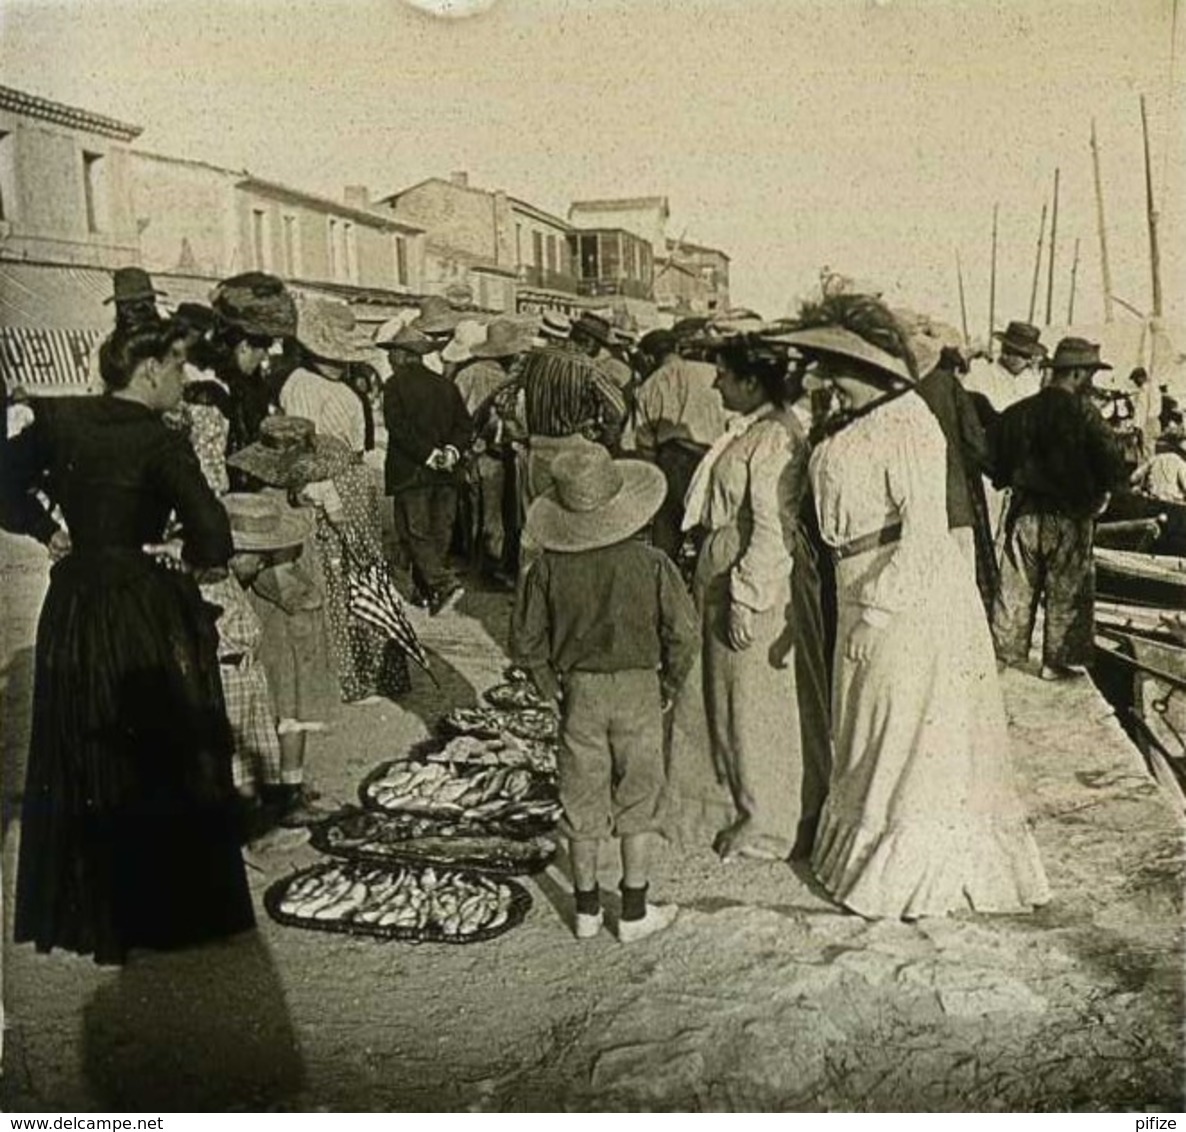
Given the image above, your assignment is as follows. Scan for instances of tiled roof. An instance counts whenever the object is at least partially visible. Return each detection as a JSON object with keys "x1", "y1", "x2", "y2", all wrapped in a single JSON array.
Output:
[{"x1": 0, "y1": 84, "x2": 142, "y2": 142}]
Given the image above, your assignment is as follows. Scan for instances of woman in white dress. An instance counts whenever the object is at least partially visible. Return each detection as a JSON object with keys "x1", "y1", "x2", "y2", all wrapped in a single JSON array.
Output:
[{"x1": 777, "y1": 295, "x2": 1050, "y2": 919}]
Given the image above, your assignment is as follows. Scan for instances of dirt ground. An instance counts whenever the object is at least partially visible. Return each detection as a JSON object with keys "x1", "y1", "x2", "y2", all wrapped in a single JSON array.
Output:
[{"x1": 1, "y1": 532, "x2": 1183, "y2": 1112}]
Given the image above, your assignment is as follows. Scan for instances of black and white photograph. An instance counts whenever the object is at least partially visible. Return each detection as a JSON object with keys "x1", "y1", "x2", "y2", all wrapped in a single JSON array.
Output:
[{"x1": 0, "y1": 0, "x2": 1182, "y2": 1114}]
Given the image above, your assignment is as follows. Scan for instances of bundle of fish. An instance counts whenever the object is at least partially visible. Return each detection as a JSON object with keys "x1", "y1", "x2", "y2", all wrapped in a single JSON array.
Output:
[
  {"x1": 269, "y1": 860, "x2": 526, "y2": 941},
  {"x1": 363, "y1": 758, "x2": 560, "y2": 824},
  {"x1": 427, "y1": 732, "x2": 557, "y2": 776},
  {"x1": 482, "y1": 681, "x2": 549, "y2": 711},
  {"x1": 314, "y1": 809, "x2": 555, "y2": 874},
  {"x1": 442, "y1": 705, "x2": 559, "y2": 743}
]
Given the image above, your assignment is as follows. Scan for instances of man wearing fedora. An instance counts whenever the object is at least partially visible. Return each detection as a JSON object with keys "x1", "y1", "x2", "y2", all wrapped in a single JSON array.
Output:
[
  {"x1": 86, "y1": 267, "x2": 168, "y2": 392},
  {"x1": 512, "y1": 446, "x2": 698, "y2": 942},
  {"x1": 991, "y1": 337, "x2": 1128, "y2": 680},
  {"x1": 378, "y1": 324, "x2": 473, "y2": 614},
  {"x1": 964, "y1": 320, "x2": 1047, "y2": 413}
]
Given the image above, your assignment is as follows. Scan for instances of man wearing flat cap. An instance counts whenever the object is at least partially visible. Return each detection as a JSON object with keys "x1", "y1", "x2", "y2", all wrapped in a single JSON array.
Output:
[{"x1": 991, "y1": 338, "x2": 1128, "y2": 680}]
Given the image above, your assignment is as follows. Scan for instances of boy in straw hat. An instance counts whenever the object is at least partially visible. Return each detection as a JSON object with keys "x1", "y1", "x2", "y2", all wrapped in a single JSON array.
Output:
[{"x1": 512, "y1": 447, "x2": 699, "y2": 942}]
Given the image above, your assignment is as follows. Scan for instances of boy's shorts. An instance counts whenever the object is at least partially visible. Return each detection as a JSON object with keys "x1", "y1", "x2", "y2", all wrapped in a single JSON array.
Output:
[{"x1": 558, "y1": 669, "x2": 666, "y2": 840}]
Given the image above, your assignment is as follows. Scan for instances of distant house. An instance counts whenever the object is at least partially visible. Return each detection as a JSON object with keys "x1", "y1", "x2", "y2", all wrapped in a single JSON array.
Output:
[
  {"x1": 568, "y1": 196, "x2": 670, "y2": 255},
  {"x1": 131, "y1": 151, "x2": 426, "y2": 302},
  {"x1": 654, "y1": 237, "x2": 730, "y2": 314}
]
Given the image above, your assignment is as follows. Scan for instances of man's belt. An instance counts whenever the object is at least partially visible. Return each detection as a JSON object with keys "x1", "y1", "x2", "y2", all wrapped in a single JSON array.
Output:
[{"x1": 833, "y1": 522, "x2": 903, "y2": 561}]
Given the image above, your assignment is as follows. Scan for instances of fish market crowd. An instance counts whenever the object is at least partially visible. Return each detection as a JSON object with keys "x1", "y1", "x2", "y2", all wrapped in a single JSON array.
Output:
[{"x1": 2, "y1": 265, "x2": 1178, "y2": 961}]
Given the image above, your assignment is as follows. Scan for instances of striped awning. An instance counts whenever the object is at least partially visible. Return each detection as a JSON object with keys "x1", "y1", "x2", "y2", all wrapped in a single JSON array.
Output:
[{"x1": 1, "y1": 326, "x2": 103, "y2": 388}]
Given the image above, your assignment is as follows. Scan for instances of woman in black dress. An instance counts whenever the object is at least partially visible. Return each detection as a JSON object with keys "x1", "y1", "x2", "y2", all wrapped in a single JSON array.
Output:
[{"x1": 0, "y1": 321, "x2": 255, "y2": 965}]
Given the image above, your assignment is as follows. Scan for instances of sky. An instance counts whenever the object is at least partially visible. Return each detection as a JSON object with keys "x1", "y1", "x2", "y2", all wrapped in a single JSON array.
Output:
[{"x1": 1, "y1": 0, "x2": 1182, "y2": 334}]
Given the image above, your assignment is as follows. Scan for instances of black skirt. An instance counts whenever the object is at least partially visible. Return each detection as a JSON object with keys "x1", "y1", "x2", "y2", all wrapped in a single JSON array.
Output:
[{"x1": 15, "y1": 551, "x2": 255, "y2": 965}]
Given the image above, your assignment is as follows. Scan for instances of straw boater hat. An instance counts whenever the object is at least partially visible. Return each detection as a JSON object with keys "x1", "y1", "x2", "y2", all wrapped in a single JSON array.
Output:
[
  {"x1": 470, "y1": 319, "x2": 535, "y2": 359},
  {"x1": 766, "y1": 325, "x2": 916, "y2": 386},
  {"x1": 105, "y1": 267, "x2": 167, "y2": 306},
  {"x1": 441, "y1": 319, "x2": 489, "y2": 364},
  {"x1": 1041, "y1": 337, "x2": 1113, "y2": 373},
  {"x1": 297, "y1": 295, "x2": 382, "y2": 364},
  {"x1": 412, "y1": 296, "x2": 463, "y2": 336},
  {"x1": 993, "y1": 320, "x2": 1047, "y2": 359},
  {"x1": 539, "y1": 311, "x2": 573, "y2": 341},
  {"x1": 226, "y1": 416, "x2": 355, "y2": 488},
  {"x1": 211, "y1": 273, "x2": 297, "y2": 339},
  {"x1": 525, "y1": 447, "x2": 666, "y2": 553},
  {"x1": 222, "y1": 492, "x2": 313, "y2": 552}
]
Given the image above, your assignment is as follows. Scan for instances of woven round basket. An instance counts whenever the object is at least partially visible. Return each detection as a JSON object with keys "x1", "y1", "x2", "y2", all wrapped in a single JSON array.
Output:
[{"x1": 263, "y1": 859, "x2": 532, "y2": 945}]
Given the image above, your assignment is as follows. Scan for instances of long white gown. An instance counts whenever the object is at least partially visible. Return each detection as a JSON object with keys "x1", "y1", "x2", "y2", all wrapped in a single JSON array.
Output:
[{"x1": 808, "y1": 391, "x2": 1050, "y2": 919}]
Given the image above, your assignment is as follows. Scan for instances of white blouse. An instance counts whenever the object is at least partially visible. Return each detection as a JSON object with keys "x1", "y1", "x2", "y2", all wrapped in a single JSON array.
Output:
[
  {"x1": 279, "y1": 368, "x2": 366, "y2": 454},
  {"x1": 809, "y1": 391, "x2": 951, "y2": 617}
]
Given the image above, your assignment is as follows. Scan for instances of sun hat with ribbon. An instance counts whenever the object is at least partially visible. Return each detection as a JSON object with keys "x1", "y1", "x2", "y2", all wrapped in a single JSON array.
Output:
[
  {"x1": 470, "y1": 319, "x2": 536, "y2": 359},
  {"x1": 296, "y1": 295, "x2": 382, "y2": 364},
  {"x1": 211, "y1": 272, "x2": 297, "y2": 339},
  {"x1": 1041, "y1": 337, "x2": 1113, "y2": 373},
  {"x1": 222, "y1": 492, "x2": 313, "y2": 552},
  {"x1": 226, "y1": 416, "x2": 355, "y2": 488},
  {"x1": 525, "y1": 447, "x2": 666, "y2": 553},
  {"x1": 440, "y1": 319, "x2": 489, "y2": 364},
  {"x1": 105, "y1": 267, "x2": 167, "y2": 306}
]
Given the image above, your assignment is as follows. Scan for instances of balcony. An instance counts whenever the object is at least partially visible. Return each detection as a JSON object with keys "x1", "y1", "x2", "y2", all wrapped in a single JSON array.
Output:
[
  {"x1": 520, "y1": 265, "x2": 579, "y2": 294},
  {"x1": 576, "y1": 277, "x2": 653, "y2": 302}
]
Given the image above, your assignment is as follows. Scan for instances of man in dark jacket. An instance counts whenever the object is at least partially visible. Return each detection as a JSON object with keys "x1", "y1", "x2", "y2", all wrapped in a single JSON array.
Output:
[
  {"x1": 991, "y1": 338, "x2": 1128, "y2": 679},
  {"x1": 379, "y1": 325, "x2": 473, "y2": 615}
]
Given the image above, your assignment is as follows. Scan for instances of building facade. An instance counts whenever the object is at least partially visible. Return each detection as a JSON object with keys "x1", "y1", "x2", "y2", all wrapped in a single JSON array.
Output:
[
  {"x1": 654, "y1": 238, "x2": 731, "y2": 314},
  {"x1": 0, "y1": 84, "x2": 142, "y2": 270},
  {"x1": 567, "y1": 196, "x2": 670, "y2": 256}
]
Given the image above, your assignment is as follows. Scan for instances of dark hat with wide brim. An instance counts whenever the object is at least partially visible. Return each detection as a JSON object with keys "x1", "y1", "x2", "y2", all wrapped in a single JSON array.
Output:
[
  {"x1": 992, "y1": 320, "x2": 1048, "y2": 359},
  {"x1": 571, "y1": 312, "x2": 615, "y2": 349},
  {"x1": 764, "y1": 325, "x2": 915, "y2": 385},
  {"x1": 226, "y1": 415, "x2": 355, "y2": 488},
  {"x1": 222, "y1": 492, "x2": 313, "y2": 552},
  {"x1": 1041, "y1": 336, "x2": 1113, "y2": 373},
  {"x1": 211, "y1": 272, "x2": 297, "y2": 339},
  {"x1": 411, "y1": 296, "x2": 463, "y2": 335},
  {"x1": 525, "y1": 450, "x2": 666, "y2": 553},
  {"x1": 104, "y1": 267, "x2": 167, "y2": 305}
]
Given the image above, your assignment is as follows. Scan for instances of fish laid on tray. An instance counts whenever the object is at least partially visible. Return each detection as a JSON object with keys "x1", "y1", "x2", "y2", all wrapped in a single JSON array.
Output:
[
  {"x1": 442, "y1": 705, "x2": 558, "y2": 742},
  {"x1": 426, "y1": 732, "x2": 557, "y2": 775},
  {"x1": 272, "y1": 861, "x2": 520, "y2": 937},
  {"x1": 482, "y1": 682, "x2": 549, "y2": 711},
  {"x1": 315, "y1": 810, "x2": 555, "y2": 873},
  {"x1": 363, "y1": 758, "x2": 560, "y2": 823}
]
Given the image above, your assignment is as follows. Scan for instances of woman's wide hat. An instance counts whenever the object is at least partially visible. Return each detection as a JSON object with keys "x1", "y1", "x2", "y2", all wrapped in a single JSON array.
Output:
[
  {"x1": 222, "y1": 492, "x2": 313, "y2": 552},
  {"x1": 297, "y1": 295, "x2": 382, "y2": 365},
  {"x1": 765, "y1": 325, "x2": 916, "y2": 385},
  {"x1": 525, "y1": 447, "x2": 666, "y2": 553},
  {"x1": 440, "y1": 319, "x2": 490, "y2": 364},
  {"x1": 211, "y1": 272, "x2": 297, "y2": 339},
  {"x1": 412, "y1": 296, "x2": 464, "y2": 335},
  {"x1": 470, "y1": 318, "x2": 536, "y2": 359},
  {"x1": 226, "y1": 415, "x2": 355, "y2": 488}
]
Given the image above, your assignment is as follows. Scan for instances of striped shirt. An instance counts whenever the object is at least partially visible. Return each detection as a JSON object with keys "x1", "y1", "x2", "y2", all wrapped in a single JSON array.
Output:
[{"x1": 490, "y1": 346, "x2": 626, "y2": 441}]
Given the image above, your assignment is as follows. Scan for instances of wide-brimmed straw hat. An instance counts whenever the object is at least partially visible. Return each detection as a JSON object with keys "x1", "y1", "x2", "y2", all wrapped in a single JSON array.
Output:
[
  {"x1": 1041, "y1": 337, "x2": 1113, "y2": 373},
  {"x1": 374, "y1": 324, "x2": 436, "y2": 355},
  {"x1": 211, "y1": 273, "x2": 297, "y2": 339},
  {"x1": 471, "y1": 319, "x2": 535, "y2": 359},
  {"x1": 105, "y1": 267, "x2": 167, "y2": 306},
  {"x1": 226, "y1": 416, "x2": 355, "y2": 488},
  {"x1": 441, "y1": 319, "x2": 489, "y2": 364},
  {"x1": 222, "y1": 492, "x2": 313, "y2": 552},
  {"x1": 297, "y1": 295, "x2": 381, "y2": 364},
  {"x1": 993, "y1": 320, "x2": 1048, "y2": 359},
  {"x1": 412, "y1": 296, "x2": 463, "y2": 336},
  {"x1": 526, "y1": 447, "x2": 666, "y2": 553},
  {"x1": 766, "y1": 325, "x2": 915, "y2": 386}
]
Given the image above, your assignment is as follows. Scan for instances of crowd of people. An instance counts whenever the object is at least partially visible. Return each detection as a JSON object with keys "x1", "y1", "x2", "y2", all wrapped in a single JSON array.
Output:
[{"x1": 1, "y1": 261, "x2": 1170, "y2": 960}]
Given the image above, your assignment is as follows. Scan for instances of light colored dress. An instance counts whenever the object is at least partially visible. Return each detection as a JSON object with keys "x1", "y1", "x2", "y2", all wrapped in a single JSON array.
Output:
[
  {"x1": 809, "y1": 391, "x2": 1050, "y2": 918},
  {"x1": 688, "y1": 404, "x2": 832, "y2": 859}
]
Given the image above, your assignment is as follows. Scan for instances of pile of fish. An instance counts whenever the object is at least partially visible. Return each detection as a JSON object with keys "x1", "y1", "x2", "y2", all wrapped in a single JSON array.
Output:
[
  {"x1": 442, "y1": 705, "x2": 559, "y2": 743},
  {"x1": 363, "y1": 758, "x2": 559, "y2": 824},
  {"x1": 313, "y1": 809, "x2": 555, "y2": 873},
  {"x1": 269, "y1": 860, "x2": 524, "y2": 940},
  {"x1": 427, "y1": 732, "x2": 557, "y2": 775}
]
